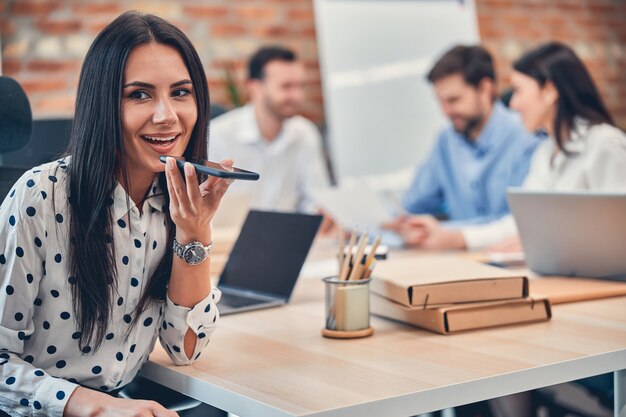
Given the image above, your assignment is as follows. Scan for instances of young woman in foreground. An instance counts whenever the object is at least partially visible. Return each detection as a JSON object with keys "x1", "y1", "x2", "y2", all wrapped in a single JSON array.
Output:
[{"x1": 0, "y1": 11, "x2": 232, "y2": 416}]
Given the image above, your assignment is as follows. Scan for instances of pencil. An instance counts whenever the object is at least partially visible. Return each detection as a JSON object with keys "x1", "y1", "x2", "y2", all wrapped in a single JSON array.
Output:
[
  {"x1": 363, "y1": 235, "x2": 381, "y2": 269},
  {"x1": 337, "y1": 227, "x2": 345, "y2": 276},
  {"x1": 339, "y1": 229, "x2": 357, "y2": 281},
  {"x1": 348, "y1": 232, "x2": 369, "y2": 280},
  {"x1": 363, "y1": 260, "x2": 377, "y2": 279}
]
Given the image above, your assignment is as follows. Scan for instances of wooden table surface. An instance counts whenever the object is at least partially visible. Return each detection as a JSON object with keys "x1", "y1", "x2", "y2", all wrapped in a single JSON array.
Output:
[{"x1": 142, "y1": 237, "x2": 626, "y2": 417}]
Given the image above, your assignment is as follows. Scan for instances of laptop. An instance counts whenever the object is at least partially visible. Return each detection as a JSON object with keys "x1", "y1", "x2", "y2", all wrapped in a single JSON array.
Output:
[
  {"x1": 217, "y1": 210, "x2": 323, "y2": 315},
  {"x1": 507, "y1": 189, "x2": 626, "y2": 280}
]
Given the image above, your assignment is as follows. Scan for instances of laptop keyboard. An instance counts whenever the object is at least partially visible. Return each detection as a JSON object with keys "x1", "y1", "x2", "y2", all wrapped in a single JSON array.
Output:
[{"x1": 219, "y1": 292, "x2": 269, "y2": 308}]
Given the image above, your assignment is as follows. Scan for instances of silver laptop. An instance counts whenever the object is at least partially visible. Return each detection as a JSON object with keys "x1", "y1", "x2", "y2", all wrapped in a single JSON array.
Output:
[
  {"x1": 507, "y1": 189, "x2": 626, "y2": 280},
  {"x1": 217, "y1": 210, "x2": 322, "y2": 315}
]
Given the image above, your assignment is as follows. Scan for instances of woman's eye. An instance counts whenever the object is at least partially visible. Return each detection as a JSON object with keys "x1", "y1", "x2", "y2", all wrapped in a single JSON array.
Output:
[
  {"x1": 129, "y1": 91, "x2": 150, "y2": 100},
  {"x1": 172, "y1": 88, "x2": 192, "y2": 98}
]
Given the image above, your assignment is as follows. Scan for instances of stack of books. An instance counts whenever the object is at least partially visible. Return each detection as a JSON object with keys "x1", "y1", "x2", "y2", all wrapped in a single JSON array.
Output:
[{"x1": 370, "y1": 256, "x2": 552, "y2": 334}]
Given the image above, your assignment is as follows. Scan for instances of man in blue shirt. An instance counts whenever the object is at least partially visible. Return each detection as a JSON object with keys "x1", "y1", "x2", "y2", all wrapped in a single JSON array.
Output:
[{"x1": 401, "y1": 45, "x2": 541, "y2": 226}]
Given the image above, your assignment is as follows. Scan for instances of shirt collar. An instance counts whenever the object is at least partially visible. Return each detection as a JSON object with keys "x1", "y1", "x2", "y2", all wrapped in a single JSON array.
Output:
[
  {"x1": 233, "y1": 104, "x2": 290, "y2": 148},
  {"x1": 111, "y1": 176, "x2": 165, "y2": 221},
  {"x1": 235, "y1": 105, "x2": 265, "y2": 145}
]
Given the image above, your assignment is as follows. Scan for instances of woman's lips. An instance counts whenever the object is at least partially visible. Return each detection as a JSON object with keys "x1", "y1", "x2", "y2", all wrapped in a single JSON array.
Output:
[{"x1": 141, "y1": 134, "x2": 180, "y2": 154}]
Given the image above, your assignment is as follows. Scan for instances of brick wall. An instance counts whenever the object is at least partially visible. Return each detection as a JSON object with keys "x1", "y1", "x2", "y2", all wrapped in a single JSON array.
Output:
[
  {"x1": 1, "y1": 0, "x2": 625, "y2": 128},
  {"x1": 477, "y1": 0, "x2": 626, "y2": 128},
  {"x1": 0, "y1": 0, "x2": 323, "y2": 123}
]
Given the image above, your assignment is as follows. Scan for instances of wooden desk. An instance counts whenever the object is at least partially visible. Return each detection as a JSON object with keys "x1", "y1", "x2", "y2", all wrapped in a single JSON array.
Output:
[{"x1": 141, "y1": 241, "x2": 626, "y2": 417}]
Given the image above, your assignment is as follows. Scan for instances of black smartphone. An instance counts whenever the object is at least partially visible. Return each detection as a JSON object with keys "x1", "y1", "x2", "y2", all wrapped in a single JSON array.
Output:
[{"x1": 159, "y1": 156, "x2": 260, "y2": 181}]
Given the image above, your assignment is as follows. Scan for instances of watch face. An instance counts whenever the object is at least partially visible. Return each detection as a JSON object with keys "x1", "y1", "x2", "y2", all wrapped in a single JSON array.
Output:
[{"x1": 183, "y1": 244, "x2": 207, "y2": 265}]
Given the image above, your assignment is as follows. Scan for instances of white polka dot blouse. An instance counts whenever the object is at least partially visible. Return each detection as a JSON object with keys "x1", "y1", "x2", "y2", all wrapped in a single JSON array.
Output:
[{"x1": 0, "y1": 159, "x2": 221, "y2": 416}]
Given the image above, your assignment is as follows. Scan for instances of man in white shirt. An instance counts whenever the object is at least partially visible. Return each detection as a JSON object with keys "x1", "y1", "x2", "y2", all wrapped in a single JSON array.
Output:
[{"x1": 209, "y1": 46, "x2": 329, "y2": 214}]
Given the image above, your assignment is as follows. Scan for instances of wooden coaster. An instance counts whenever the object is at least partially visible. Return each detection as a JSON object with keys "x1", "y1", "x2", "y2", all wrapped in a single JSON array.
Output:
[{"x1": 321, "y1": 327, "x2": 374, "y2": 339}]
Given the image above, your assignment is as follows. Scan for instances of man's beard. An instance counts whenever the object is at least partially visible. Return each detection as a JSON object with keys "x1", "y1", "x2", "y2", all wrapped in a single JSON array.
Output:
[
  {"x1": 454, "y1": 114, "x2": 483, "y2": 139},
  {"x1": 264, "y1": 97, "x2": 299, "y2": 120}
]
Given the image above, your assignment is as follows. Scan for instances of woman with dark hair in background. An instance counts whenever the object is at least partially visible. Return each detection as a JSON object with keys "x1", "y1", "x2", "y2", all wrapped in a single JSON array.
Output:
[
  {"x1": 387, "y1": 41, "x2": 626, "y2": 252},
  {"x1": 0, "y1": 11, "x2": 232, "y2": 416}
]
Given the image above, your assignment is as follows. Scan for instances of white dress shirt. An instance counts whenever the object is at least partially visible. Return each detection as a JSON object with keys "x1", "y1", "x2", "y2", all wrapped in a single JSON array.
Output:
[
  {"x1": 0, "y1": 159, "x2": 221, "y2": 416},
  {"x1": 208, "y1": 105, "x2": 329, "y2": 213},
  {"x1": 461, "y1": 122, "x2": 626, "y2": 249}
]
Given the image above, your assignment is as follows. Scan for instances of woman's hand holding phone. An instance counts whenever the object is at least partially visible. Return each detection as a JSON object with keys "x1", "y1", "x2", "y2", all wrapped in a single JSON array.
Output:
[{"x1": 164, "y1": 156, "x2": 233, "y2": 243}]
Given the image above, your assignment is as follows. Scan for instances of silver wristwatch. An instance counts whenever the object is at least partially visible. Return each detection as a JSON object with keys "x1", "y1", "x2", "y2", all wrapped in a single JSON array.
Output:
[{"x1": 173, "y1": 238, "x2": 212, "y2": 265}]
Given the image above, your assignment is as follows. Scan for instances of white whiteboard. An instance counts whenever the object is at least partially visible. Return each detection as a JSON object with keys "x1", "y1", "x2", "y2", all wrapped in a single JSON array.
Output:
[{"x1": 314, "y1": 0, "x2": 479, "y2": 180}]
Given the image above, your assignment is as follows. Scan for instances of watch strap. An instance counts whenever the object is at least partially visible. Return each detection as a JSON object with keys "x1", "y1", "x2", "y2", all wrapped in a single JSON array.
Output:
[{"x1": 173, "y1": 238, "x2": 213, "y2": 261}]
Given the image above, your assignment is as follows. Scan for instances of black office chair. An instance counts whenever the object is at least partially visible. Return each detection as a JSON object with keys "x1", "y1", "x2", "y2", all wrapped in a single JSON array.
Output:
[
  {"x1": 0, "y1": 76, "x2": 33, "y2": 201},
  {"x1": 2, "y1": 118, "x2": 72, "y2": 169}
]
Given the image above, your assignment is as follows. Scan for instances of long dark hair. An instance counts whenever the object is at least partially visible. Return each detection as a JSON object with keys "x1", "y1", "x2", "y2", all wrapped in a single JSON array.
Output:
[
  {"x1": 513, "y1": 42, "x2": 614, "y2": 152},
  {"x1": 65, "y1": 11, "x2": 209, "y2": 350}
]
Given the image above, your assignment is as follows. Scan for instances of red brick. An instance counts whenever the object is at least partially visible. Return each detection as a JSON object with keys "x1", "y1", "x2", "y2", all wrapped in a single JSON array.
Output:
[
  {"x1": 182, "y1": 5, "x2": 229, "y2": 18},
  {"x1": 0, "y1": 19, "x2": 16, "y2": 36},
  {"x1": 167, "y1": 20, "x2": 191, "y2": 33},
  {"x1": 287, "y1": 8, "x2": 315, "y2": 20},
  {"x1": 37, "y1": 20, "x2": 82, "y2": 35},
  {"x1": 270, "y1": 0, "x2": 312, "y2": 3},
  {"x1": 509, "y1": 26, "x2": 544, "y2": 39},
  {"x1": 502, "y1": 14, "x2": 534, "y2": 29},
  {"x1": 1, "y1": 59, "x2": 21, "y2": 76},
  {"x1": 236, "y1": 7, "x2": 276, "y2": 20},
  {"x1": 10, "y1": 0, "x2": 61, "y2": 15},
  {"x1": 253, "y1": 25, "x2": 292, "y2": 38},
  {"x1": 479, "y1": 0, "x2": 517, "y2": 5},
  {"x1": 547, "y1": 0, "x2": 585, "y2": 6},
  {"x1": 210, "y1": 24, "x2": 247, "y2": 38},
  {"x1": 477, "y1": 1, "x2": 524, "y2": 15},
  {"x1": 587, "y1": 2, "x2": 622, "y2": 14},
  {"x1": 296, "y1": 26, "x2": 316, "y2": 37},
  {"x1": 72, "y1": 3, "x2": 122, "y2": 14},
  {"x1": 478, "y1": 24, "x2": 507, "y2": 39},
  {"x1": 579, "y1": 27, "x2": 611, "y2": 42},
  {"x1": 210, "y1": 59, "x2": 247, "y2": 73},
  {"x1": 21, "y1": 79, "x2": 68, "y2": 95},
  {"x1": 32, "y1": 93, "x2": 76, "y2": 115},
  {"x1": 85, "y1": 21, "x2": 113, "y2": 34},
  {"x1": 207, "y1": 79, "x2": 229, "y2": 90},
  {"x1": 26, "y1": 59, "x2": 82, "y2": 73}
]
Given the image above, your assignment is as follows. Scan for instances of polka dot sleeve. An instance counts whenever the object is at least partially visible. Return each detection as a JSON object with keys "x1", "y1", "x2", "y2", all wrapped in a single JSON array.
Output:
[
  {"x1": 0, "y1": 173, "x2": 78, "y2": 416},
  {"x1": 158, "y1": 287, "x2": 221, "y2": 365}
]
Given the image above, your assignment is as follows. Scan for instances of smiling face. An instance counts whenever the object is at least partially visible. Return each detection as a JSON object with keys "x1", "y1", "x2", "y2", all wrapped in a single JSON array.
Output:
[
  {"x1": 509, "y1": 70, "x2": 557, "y2": 134},
  {"x1": 432, "y1": 73, "x2": 493, "y2": 139},
  {"x1": 120, "y1": 42, "x2": 198, "y2": 179},
  {"x1": 250, "y1": 60, "x2": 306, "y2": 120}
]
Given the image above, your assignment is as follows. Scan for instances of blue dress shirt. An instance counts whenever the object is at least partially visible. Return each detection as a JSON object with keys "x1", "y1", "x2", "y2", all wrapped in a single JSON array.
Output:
[{"x1": 403, "y1": 102, "x2": 542, "y2": 224}]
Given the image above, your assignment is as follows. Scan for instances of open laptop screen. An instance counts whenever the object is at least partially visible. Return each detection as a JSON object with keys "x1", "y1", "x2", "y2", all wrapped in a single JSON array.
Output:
[{"x1": 218, "y1": 210, "x2": 322, "y2": 300}]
